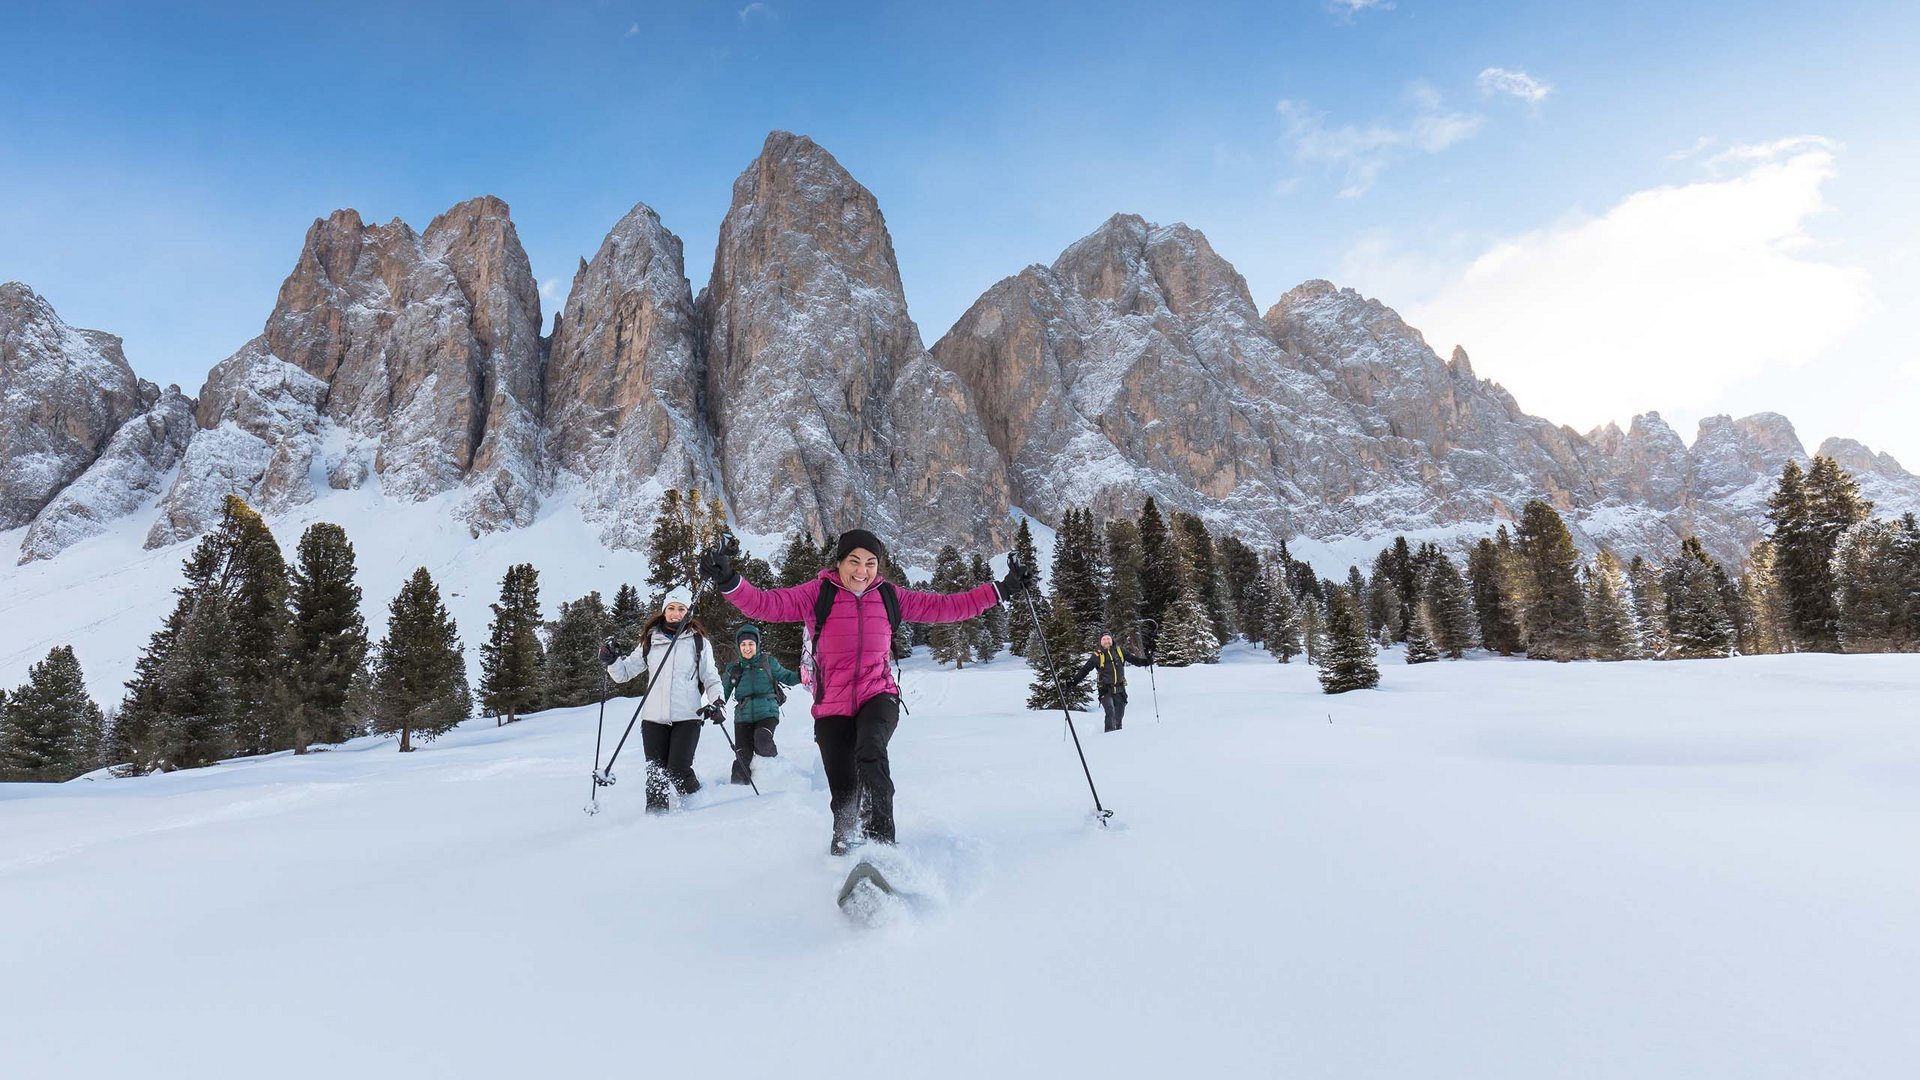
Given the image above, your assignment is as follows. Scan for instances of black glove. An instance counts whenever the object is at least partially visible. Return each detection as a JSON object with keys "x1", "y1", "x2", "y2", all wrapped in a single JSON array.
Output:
[
  {"x1": 598, "y1": 639, "x2": 620, "y2": 667},
  {"x1": 997, "y1": 556, "x2": 1030, "y2": 600},
  {"x1": 700, "y1": 703, "x2": 726, "y2": 726},
  {"x1": 697, "y1": 546, "x2": 739, "y2": 591}
]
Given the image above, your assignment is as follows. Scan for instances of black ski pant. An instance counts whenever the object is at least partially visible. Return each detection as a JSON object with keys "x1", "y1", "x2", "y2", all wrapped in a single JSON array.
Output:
[
  {"x1": 731, "y1": 718, "x2": 777, "y2": 784},
  {"x1": 1100, "y1": 690, "x2": 1128, "y2": 732},
  {"x1": 814, "y1": 694, "x2": 900, "y2": 845},
  {"x1": 641, "y1": 719, "x2": 702, "y2": 811}
]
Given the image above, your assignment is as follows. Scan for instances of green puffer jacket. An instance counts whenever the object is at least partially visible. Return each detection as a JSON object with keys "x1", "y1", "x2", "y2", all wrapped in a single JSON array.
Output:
[{"x1": 722, "y1": 626, "x2": 800, "y2": 724}]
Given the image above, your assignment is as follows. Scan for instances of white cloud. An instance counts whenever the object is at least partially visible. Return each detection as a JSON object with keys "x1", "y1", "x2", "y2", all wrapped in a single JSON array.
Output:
[
  {"x1": 1277, "y1": 83, "x2": 1482, "y2": 197},
  {"x1": 1364, "y1": 140, "x2": 1874, "y2": 432},
  {"x1": 538, "y1": 278, "x2": 560, "y2": 304},
  {"x1": 625, "y1": 23, "x2": 638, "y2": 36},
  {"x1": 1476, "y1": 67, "x2": 1553, "y2": 103},
  {"x1": 1328, "y1": 0, "x2": 1394, "y2": 13},
  {"x1": 738, "y1": 2, "x2": 774, "y2": 23}
]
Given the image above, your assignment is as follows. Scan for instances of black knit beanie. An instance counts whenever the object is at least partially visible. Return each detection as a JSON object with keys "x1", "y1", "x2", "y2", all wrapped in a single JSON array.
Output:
[{"x1": 832, "y1": 529, "x2": 886, "y2": 563}]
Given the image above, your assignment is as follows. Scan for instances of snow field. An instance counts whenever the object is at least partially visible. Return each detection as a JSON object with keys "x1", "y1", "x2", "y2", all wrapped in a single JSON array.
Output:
[{"x1": 3, "y1": 646, "x2": 1919, "y2": 1078}]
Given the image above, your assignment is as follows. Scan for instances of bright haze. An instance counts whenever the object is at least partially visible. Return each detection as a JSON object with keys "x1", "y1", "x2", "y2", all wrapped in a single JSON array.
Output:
[{"x1": 3, "y1": 1, "x2": 1915, "y2": 464}]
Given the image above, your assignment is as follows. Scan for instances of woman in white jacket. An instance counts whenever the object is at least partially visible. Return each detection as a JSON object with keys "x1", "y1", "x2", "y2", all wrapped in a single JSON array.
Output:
[{"x1": 599, "y1": 587, "x2": 724, "y2": 812}]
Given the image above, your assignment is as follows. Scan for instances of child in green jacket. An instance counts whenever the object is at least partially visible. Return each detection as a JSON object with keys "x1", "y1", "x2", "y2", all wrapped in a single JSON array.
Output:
[{"x1": 721, "y1": 624, "x2": 801, "y2": 785}]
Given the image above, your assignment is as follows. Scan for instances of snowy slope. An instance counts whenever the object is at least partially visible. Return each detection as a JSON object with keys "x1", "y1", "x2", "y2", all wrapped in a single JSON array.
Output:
[{"x1": 4, "y1": 647, "x2": 1917, "y2": 1078}]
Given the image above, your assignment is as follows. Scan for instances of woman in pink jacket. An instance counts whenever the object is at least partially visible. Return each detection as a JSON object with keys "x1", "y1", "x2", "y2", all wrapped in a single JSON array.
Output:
[{"x1": 698, "y1": 529, "x2": 1028, "y2": 855}]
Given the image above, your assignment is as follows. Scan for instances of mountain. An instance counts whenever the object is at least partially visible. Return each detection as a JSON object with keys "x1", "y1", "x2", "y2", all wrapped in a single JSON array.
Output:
[
  {"x1": 6, "y1": 133, "x2": 1919, "y2": 579},
  {"x1": 698, "y1": 132, "x2": 1011, "y2": 559}
]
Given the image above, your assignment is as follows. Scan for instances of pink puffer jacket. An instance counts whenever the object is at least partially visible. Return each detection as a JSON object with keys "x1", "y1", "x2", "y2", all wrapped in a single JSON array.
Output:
[{"x1": 721, "y1": 569, "x2": 1002, "y2": 719}]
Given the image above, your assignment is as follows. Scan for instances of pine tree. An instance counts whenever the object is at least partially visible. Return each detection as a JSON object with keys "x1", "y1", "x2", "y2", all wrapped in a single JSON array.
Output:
[
  {"x1": 111, "y1": 600, "x2": 186, "y2": 772},
  {"x1": 480, "y1": 564, "x2": 545, "y2": 725},
  {"x1": 1103, "y1": 518, "x2": 1145, "y2": 648},
  {"x1": 1467, "y1": 537, "x2": 1521, "y2": 655},
  {"x1": 1663, "y1": 538, "x2": 1735, "y2": 659},
  {"x1": 1008, "y1": 519, "x2": 1043, "y2": 657},
  {"x1": 969, "y1": 552, "x2": 1006, "y2": 663},
  {"x1": 1366, "y1": 548, "x2": 1403, "y2": 642},
  {"x1": 1025, "y1": 586, "x2": 1092, "y2": 712},
  {"x1": 1514, "y1": 500, "x2": 1589, "y2": 660},
  {"x1": 0, "y1": 646, "x2": 104, "y2": 782},
  {"x1": 1389, "y1": 536, "x2": 1419, "y2": 639},
  {"x1": 928, "y1": 545, "x2": 975, "y2": 668},
  {"x1": 1301, "y1": 593, "x2": 1326, "y2": 666},
  {"x1": 1318, "y1": 587, "x2": 1380, "y2": 693},
  {"x1": 1346, "y1": 565, "x2": 1369, "y2": 625},
  {"x1": 544, "y1": 591, "x2": 612, "y2": 708},
  {"x1": 1423, "y1": 550, "x2": 1478, "y2": 659},
  {"x1": 1265, "y1": 570, "x2": 1303, "y2": 662},
  {"x1": 1737, "y1": 541, "x2": 1790, "y2": 655},
  {"x1": 1833, "y1": 519, "x2": 1907, "y2": 653},
  {"x1": 608, "y1": 583, "x2": 647, "y2": 694},
  {"x1": 1050, "y1": 508, "x2": 1106, "y2": 645},
  {"x1": 285, "y1": 522, "x2": 369, "y2": 751},
  {"x1": 194, "y1": 497, "x2": 293, "y2": 757},
  {"x1": 1217, "y1": 535, "x2": 1264, "y2": 645},
  {"x1": 1585, "y1": 549, "x2": 1638, "y2": 661},
  {"x1": 373, "y1": 568, "x2": 472, "y2": 751},
  {"x1": 154, "y1": 592, "x2": 238, "y2": 770},
  {"x1": 1173, "y1": 512, "x2": 1232, "y2": 643},
  {"x1": 1156, "y1": 586, "x2": 1221, "y2": 666},
  {"x1": 1896, "y1": 513, "x2": 1920, "y2": 647},
  {"x1": 1404, "y1": 604, "x2": 1440, "y2": 664},
  {"x1": 1136, "y1": 499, "x2": 1178, "y2": 629},
  {"x1": 1627, "y1": 555, "x2": 1670, "y2": 658}
]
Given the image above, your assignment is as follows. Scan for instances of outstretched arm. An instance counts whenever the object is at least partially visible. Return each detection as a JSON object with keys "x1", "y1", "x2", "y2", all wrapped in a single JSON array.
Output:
[
  {"x1": 896, "y1": 580, "x2": 1001, "y2": 624},
  {"x1": 720, "y1": 577, "x2": 820, "y2": 624},
  {"x1": 769, "y1": 656, "x2": 802, "y2": 686},
  {"x1": 1127, "y1": 649, "x2": 1154, "y2": 667}
]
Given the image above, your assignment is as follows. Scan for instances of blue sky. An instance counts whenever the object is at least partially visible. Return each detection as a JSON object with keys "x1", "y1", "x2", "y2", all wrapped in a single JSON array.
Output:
[{"x1": 4, "y1": 1, "x2": 1917, "y2": 465}]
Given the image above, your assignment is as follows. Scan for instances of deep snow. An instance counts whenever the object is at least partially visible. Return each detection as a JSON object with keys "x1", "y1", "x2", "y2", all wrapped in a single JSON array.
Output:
[{"x1": 4, "y1": 645, "x2": 1918, "y2": 1078}]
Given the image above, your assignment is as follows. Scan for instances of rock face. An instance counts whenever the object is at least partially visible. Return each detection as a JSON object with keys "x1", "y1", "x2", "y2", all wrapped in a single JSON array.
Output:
[
  {"x1": 0, "y1": 284, "x2": 147, "y2": 530},
  {"x1": 543, "y1": 203, "x2": 718, "y2": 550},
  {"x1": 699, "y1": 132, "x2": 1009, "y2": 561},
  {"x1": 147, "y1": 338, "x2": 328, "y2": 547},
  {"x1": 260, "y1": 197, "x2": 545, "y2": 532},
  {"x1": 19, "y1": 385, "x2": 196, "y2": 563}
]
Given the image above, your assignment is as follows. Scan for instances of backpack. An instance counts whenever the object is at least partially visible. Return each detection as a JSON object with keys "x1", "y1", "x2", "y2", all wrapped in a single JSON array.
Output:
[{"x1": 805, "y1": 580, "x2": 904, "y2": 707}]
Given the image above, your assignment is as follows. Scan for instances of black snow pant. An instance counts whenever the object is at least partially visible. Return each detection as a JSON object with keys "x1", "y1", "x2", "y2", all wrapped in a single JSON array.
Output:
[
  {"x1": 731, "y1": 718, "x2": 777, "y2": 784},
  {"x1": 814, "y1": 694, "x2": 901, "y2": 845},
  {"x1": 641, "y1": 719, "x2": 702, "y2": 811},
  {"x1": 1100, "y1": 690, "x2": 1128, "y2": 732}
]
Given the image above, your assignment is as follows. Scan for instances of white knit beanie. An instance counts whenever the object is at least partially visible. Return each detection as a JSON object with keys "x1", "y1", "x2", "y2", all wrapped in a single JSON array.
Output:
[{"x1": 662, "y1": 586, "x2": 693, "y2": 610}]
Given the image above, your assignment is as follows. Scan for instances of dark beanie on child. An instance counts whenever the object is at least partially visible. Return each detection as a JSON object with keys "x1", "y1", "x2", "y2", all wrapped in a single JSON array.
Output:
[
  {"x1": 832, "y1": 529, "x2": 886, "y2": 563},
  {"x1": 735, "y1": 623, "x2": 761, "y2": 645}
]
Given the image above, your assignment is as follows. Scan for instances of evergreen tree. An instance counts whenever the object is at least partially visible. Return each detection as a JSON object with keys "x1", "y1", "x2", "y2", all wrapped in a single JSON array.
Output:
[
  {"x1": 1025, "y1": 585, "x2": 1092, "y2": 712},
  {"x1": 1173, "y1": 512, "x2": 1232, "y2": 643},
  {"x1": 1514, "y1": 500, "x2": 1589, "y2": 659},
  {"x1": 1265, "y1": 569, "x2": 1303, "y2": 662},
  {"x1": 1897, "y1": 513, "x2": 1920, "y2": 646},
  {"x1": 480, "y1": 563, "x2": 545, "y2": 725},
  {"x1": 1103, "y1": 518, "x2": 1145, "y2": 649},
  {"x1": 1048, "y1": 508, "x2": 1106, "y2": 644},
  {"x1": 1423, "y1": 550, "x2": 1478, "y2": 659},
  {"x1": 1833, "y1": 519, "x2": 1908, "y2": 653},
  {"x1": 111, "y1": 600, "x2": 186, "y2": 772},
  {"x1": 1318, "y1": 587, "x2": 1380, "y2": 693},
  {"x1": 1627, "y1": 555, "x2": 1670, "y2": 658},
  {"x1": 1156, "y1": 585, "x2": 1221, "y2": 666},
  {"x1": 194, "y1": 497, "x2": 294, "y2": 757},
  {"x1": 1389, "y1": 536, "x2": 1419, "y2": 639},
  {"x1": 646, "y1": 489, "x2": 699, "y2": 601},
  {"x1": 1738, "y1": 541, "x2": 1791, "y2": 655},
  {"x1": 1217, "y1": 535, "x2": 1264, "y2": 644},
  {"x1": 1767, "y1": 457, "x2": 1872, "y2": 650},
  {"x1": 1366, "y1": 549, "x2": 1403, "y2": 641},
  {"x1": 928, "y1": 545, "x2": 975, "y2": 668},
  {"x1": 970, "y1": 552, "x2": 1006, "y2": 662},
  {"x1": 373, "y1": 568, "x2": 471, "y2": 751},
  {"x1": 1301, "y1": 594, "x2": 1326, "y2": 667},
  {"x1": 762, "y1": 531, "x2": 821, "y2": 668},
  {"x1": 1585, "y1": 550, "x2": 1638, "y2": 661},
  {"x1": 1663, "y1": 538, "x2": 1735, "y2": 659},
  {"x1": 285, "y1": 522, "x2": 369, "y2": 751},
  {"x1": 1468, "y1": 538, "x2": 1524, "y2": 655},
  {"x1": 0, "y1": 646, "x2": 104, "y2": 782},
  {"x1": 608, "y1": 583, "x2": 647, "y2": 695},
  {"x1": 1008, "y1": 519, "x2": 1043, "y2": 657},
  {"x1": 1136, "y1": 498, "x2": 1178, "y2": 628},
  {"x1": 153, "y1": 593, "x2": 238, "y2": 770},
  {"x1": 1404, "y1": 604, "x2": 1440, "y2": 664},
  {"x1": 1345, "y1": 565, "x2": 1368, "y2": 624},
  {"x1": 544, "y1": 591, "x2": 612, "y2": 708}
]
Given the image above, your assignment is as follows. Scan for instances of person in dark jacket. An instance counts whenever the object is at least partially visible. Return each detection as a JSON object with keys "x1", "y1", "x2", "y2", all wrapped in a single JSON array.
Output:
[
  {"x1": 1078, "y1": 632, "x2": 1153, "y2": 732},
  {"x1": 720, "y1": 623, "x2": 800, "y2": 785},
  {"x1": 699, "y1": 528, "x2": 1026, "y2": 855}
]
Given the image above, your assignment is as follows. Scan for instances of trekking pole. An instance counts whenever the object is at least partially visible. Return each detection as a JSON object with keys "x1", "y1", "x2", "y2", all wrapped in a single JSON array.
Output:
[
  {"x1": 586, "y1": 665, "x2": 612, "y2": 814},
  {"x1": 1011, "y1": 553, "x2": 1114, "y2": 826},
  {"x1": 706, "y1": 706, "x2": 761, "y2": 796},
  {"x1": 1138, "y1": 617, "x2": 1161, "y2": 723},
  {"x1": 590, "y1": 578, "x2": 707, "y2": 806}
]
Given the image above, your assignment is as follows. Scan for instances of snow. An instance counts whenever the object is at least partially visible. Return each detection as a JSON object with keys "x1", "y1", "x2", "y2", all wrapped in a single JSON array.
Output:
[{"x1": 4, "y1": 646, "x2": 1918, "y2": 1077}]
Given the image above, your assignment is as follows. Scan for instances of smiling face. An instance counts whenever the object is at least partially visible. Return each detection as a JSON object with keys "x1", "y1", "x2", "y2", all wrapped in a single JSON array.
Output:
[
  {"x1": 739, "y1": 637, "x2": 758, "y2": 659},
  {"x1": 1100, "y1": 633, "x2": 1114, "y2": 649},
  {"x1": 837, "y1": 548, "x2": 879, "y2": 592},
  {"x1": 663, "y1": 601, "x2": 688, "y2": 625}
]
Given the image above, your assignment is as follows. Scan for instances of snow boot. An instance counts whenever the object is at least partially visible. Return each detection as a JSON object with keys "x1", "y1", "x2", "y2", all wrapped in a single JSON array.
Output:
[{"x1": 753, "y1": 725, "x2": 777, "y2": 757}]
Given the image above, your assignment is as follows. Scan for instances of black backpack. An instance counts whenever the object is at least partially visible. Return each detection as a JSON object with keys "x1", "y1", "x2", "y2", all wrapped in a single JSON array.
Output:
[{"x1": 809, "y1": 579, "x2": 905, "y2": 708}]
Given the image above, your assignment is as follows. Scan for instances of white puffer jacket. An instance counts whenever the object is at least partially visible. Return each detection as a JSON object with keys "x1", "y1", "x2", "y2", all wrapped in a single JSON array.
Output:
[{"x1": 608, "y1": 628, "x2": 724, "y2": 725}]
